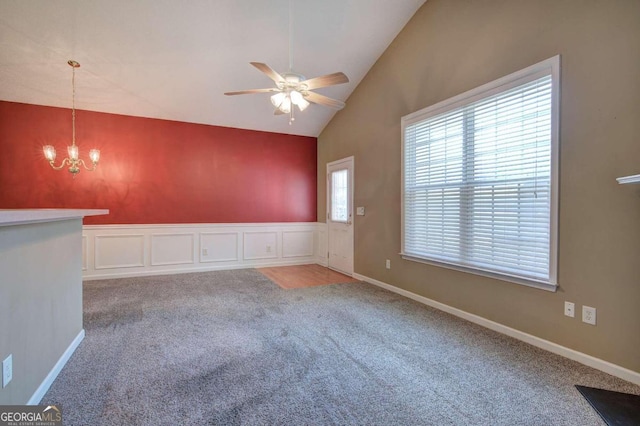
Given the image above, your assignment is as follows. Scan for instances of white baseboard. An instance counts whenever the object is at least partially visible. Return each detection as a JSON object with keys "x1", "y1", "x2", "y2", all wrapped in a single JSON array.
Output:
[
  {"x1": 28, "y1": 329, "x2": 85, "y2": 405},
  {"x1": 316, "y1": 258, "x2": 328, "y2": 267},
  {"x1": 353, "y1": 273, "x2": 640, "y2": 387},
  {"x1": 84, "y1": 259, "x2": 317, "y2": 281}
]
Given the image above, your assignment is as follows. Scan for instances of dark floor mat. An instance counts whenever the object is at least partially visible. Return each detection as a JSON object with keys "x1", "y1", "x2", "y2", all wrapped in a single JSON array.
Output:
[{"x1": 576, "y1": 385, "x2": 640, "y2": 426}]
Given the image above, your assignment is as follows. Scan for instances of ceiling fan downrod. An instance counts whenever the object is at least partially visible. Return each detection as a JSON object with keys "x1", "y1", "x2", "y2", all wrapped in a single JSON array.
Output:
[{"x1": 288, "y1": 0, "x2": 295, "y2": 125}]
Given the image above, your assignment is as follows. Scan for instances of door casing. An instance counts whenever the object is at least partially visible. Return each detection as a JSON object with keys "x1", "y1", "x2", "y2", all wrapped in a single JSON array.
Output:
[{"x1": 326, "y1": 156, "x2": 354, "y2": 275}]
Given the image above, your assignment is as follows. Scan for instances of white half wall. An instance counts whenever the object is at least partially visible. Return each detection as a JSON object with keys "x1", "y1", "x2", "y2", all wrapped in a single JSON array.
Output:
[
  {"x1": 1, "y1": 218, "x2": 84, "y2": 404},
  {"x1": 83, "y1": 223, "x2": 325, "y2": 280}
]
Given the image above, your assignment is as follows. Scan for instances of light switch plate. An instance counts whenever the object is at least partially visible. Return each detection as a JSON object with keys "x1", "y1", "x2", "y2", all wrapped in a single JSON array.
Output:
[
  {"x1": 564, "y1": 301, "x2": 575, "y2": 318},
  {"x1": 356, "y1": 207, "x2": 365, "y2": 216}
]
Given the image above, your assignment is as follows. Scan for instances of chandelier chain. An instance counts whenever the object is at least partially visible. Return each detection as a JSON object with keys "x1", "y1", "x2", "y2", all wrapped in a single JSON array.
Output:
[{"x1": 71, "y1": 64, "x2": 76, "y2": 147}]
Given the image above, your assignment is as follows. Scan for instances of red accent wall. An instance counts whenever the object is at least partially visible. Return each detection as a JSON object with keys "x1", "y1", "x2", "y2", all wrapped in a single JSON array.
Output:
[{"x1": 0, "y1": 101, "x2": 317, "y2": 225}]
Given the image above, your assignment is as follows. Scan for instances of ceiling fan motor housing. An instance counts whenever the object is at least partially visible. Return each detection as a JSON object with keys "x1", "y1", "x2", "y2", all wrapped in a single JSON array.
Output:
[{"x1": 278, "y1": 72, "x2": 307, "y2": 93}]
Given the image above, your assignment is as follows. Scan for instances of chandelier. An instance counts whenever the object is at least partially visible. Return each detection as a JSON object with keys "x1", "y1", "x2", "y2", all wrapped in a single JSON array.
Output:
[{"x1": 43, "y1": 60, "x2": 100, "y2": 177}]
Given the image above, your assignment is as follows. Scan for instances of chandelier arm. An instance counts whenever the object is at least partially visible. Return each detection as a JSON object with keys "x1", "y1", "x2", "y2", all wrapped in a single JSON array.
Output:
[
  {"x1": 78, "y1": 159, "x2": 97, "y2": 172},
  {"x1": 48, "y1": 158, "x2": 69, "y2": 170}
]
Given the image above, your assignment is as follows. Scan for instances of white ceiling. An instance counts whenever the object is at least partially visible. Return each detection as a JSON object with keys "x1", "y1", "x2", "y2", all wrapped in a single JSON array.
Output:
[{"x1": 0, "y1": 0, "x2": 424, "y2": 137}]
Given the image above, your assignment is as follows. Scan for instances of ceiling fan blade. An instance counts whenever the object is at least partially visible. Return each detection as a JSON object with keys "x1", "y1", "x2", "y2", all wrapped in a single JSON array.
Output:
[
  {"x1": 224, "y1": 88, "x2": 280, "y2": 96},
  {"x1": 250, "y1": 62, "x2": 284, "y2": 83},
  {"x1": 304, "y1": 91, "x2": 346, "y2": 110},
  {"x1": 274, "y1": 108, "x2": 286, "y2": 115},
  {"x1": 302, "y1": 72, "x2": 349, "y2": 90}
]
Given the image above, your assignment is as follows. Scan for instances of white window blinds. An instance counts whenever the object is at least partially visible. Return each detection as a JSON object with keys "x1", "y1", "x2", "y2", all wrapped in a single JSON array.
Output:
[{"x1": 402, "y1": 57, "x2": 559, "y2": 289}]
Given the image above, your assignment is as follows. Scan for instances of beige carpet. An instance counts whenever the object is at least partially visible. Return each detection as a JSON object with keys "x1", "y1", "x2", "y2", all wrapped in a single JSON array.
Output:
[{"x1": 42, "y1": 269, "x2": 640, "y2": 425}]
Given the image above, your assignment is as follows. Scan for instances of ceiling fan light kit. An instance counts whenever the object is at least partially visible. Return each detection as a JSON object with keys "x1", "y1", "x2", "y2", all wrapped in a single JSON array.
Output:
[
  {"x1": 270, "y1": 73, "x2": 310, "y2": 114},
  {"x1": 224, "y1": 0, "x2": 348, "y2": 125}
]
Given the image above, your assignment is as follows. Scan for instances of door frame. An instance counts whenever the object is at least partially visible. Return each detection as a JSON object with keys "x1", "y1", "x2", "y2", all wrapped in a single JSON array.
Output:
[{"x1": 326, "y1": 156, "x2": 354, "y2": 275}]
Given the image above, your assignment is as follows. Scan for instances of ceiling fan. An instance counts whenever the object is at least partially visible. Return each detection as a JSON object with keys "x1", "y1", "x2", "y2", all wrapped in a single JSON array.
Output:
[{"x1": 224, "y1": 0, "x2": 349, "y2": 124}]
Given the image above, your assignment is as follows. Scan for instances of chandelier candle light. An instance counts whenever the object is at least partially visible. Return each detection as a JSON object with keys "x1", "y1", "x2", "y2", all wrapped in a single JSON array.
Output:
[{"x1": 43, "y1": 60, "x2": 100, "y2": 177}]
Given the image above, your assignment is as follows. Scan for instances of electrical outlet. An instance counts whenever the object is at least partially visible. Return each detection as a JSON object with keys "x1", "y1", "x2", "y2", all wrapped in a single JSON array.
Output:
[
  {"x1": 385, "y1": 259, "x2": 391, "y2": 269},
  {"x1": 202, "y1": 248, "x2": 208, "y2": 256},
  {"x1": 2, "y1": 354, "x2": 12, "y2": 388},
  {"x1": 582, "y1": 306, "x2": 596, "y2": 325},
  {"x1": 564, "y1": 301, "x2": 575, "y2": 318}
]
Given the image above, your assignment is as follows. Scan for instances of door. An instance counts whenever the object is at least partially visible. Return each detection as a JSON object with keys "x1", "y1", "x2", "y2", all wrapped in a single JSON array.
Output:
[{"x1": 327, "y1": 156, "x2": 354, "y2": 275}]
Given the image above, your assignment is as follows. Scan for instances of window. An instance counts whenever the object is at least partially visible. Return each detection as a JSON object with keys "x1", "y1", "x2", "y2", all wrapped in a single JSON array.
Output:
[
  {"x1": 401, "y1": 56, "x2": 559, "y2": 290},
  {"x1": 331, "y1": 169, "x2": 349, "y2": 222}
]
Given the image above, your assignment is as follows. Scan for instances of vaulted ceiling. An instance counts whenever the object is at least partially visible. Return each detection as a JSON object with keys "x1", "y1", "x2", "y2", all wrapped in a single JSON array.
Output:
[{"x1": 0, "y1": 0, "x2": 425, "y2": 137}]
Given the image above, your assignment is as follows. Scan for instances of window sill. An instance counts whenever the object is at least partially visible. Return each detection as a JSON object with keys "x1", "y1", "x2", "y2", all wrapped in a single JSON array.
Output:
[
  {"x1": 400, "y1": 253, "x2": 558, "y2": 292},
  {"x1": 616, "y1": 174, "x2": 640, "y2": 184}
]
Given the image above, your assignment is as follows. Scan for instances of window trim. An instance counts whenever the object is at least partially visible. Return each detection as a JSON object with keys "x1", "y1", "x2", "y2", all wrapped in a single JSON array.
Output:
[{"x1": 400, "y1": 55, "x2": 560, "y2": 292}]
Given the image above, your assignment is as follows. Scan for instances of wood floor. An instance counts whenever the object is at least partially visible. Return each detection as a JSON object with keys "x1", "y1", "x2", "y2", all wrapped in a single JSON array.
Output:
[{"x1": 257, "y1": 264, "x2": 360, "y2": 289}]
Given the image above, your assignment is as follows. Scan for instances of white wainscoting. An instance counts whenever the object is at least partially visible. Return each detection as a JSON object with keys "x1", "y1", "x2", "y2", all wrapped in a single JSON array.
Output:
[
  {"x1": 95, "y1": 234, "x2": 145, "y2": 269},
  {"x1": 316, "y1": 222, "x2": 328, "y2": 266},
  {"x1": 82, "y1": 223, "x2": 322, "y2": 280},
  {"x1": 151, "y1": 233, "x2": 195, "y2": 266},
  {"x1": 200, "y1": 232, "x2": 238, "y2": 263},
  {"x1": 243, "y1": 231, "x2": 278, "y2": 260},
  {"x1": 282, "y1": 230, "x2": 314, "y2": 258}
]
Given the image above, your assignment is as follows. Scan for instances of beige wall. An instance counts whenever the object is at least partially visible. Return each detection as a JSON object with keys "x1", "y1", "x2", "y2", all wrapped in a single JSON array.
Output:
[
  {"x1": 0, "y1": 219, "x2": 83, "y2": 404},
  {"x1": 318, "y1": 0, "x2": 640, "y2": 373}
]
